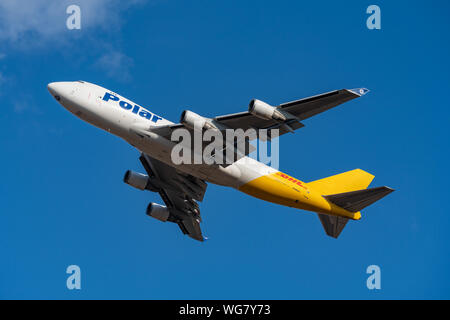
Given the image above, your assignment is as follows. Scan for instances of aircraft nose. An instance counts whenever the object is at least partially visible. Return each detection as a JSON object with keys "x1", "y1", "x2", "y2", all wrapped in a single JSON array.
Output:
[{"x1": 47, "y1": 82, "x2": 74, "y2": 101}]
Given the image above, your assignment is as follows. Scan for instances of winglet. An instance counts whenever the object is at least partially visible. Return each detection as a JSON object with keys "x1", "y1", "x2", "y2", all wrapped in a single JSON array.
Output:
[{"x1": 348, "y1": 88, "x2": 370, "y2": 96}]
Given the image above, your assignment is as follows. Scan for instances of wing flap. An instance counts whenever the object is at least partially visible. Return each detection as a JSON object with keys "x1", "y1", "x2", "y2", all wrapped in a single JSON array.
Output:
[
  {"x1": 177, "y1": 217, "x2": 204, "y2": 242},
  {"x1": 140, "y1": 153, "x2": 206, "y2": 201}
]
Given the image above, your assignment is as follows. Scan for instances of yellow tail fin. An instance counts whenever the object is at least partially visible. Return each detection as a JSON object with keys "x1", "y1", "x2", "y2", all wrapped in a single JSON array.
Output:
[{"x1": 306, "y1": 169, "x2": 374, "y2": 195}]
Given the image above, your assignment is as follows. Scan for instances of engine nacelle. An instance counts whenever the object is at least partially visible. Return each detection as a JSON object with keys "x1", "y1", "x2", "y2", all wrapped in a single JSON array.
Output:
[
  {"x1": 123, "y1": 170, "x2": 149, "y2": 191},
  {"x1": 146, "y1": 202, "x2": 170, "y2": 222},
  {"x1": 248, "y1": 99, "x2": 286, "y2": 121},
  {"x1": 180, "y1": 110, "x2": 214, "y2": 130}
]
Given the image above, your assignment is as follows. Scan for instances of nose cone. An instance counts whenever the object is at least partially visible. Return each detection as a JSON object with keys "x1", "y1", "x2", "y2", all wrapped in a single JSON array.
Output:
[{"x1": 47, "y1": 82, "x2": 74, "y2": 101}]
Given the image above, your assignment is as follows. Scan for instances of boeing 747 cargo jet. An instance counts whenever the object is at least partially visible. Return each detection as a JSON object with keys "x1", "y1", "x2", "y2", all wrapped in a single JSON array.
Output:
[{"x1": 48, "y1": 81, "x2": 393, "y2": 241}]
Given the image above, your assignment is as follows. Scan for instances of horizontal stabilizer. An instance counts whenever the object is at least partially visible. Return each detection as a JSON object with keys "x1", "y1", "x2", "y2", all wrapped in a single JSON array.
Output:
[
  {"x1": 324, "y1": 186, "x2": 394, "y2": 213},
  {"x1": 317, "y1": 213, "x2": 349, "y2": 239}
]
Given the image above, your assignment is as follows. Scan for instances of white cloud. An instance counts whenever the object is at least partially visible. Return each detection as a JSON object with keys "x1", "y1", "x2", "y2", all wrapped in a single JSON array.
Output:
[
  {"x1": 0, "y1": 0, "x2": 146, "y2": 80},
  {"x1": 0, "y1": 72, "x2": 6, "y2": 93},
  {"x1": 13, "y1": 100, "x2": 27, "y2": 114},
  {"x1": 0, "y1": 72, "x2": 4, "y2": 81},
  {"x1": 0, "y1": 0, "x2": 142, "y2": 45},
  {"x1": 95, "y1": 51, "x2": 134, "y2": 81},
  {"x1": 10, "y1": 93, "x2": 43, "y2": 114}
]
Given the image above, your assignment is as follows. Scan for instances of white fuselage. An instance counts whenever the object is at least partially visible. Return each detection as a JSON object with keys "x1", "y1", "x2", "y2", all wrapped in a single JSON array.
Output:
[
  {"x1": 47, "y1": 81, "x2": 276, "y2": 189},
  {"x1": 47, "y1": 80, "x2": 369, "y2": 222}
]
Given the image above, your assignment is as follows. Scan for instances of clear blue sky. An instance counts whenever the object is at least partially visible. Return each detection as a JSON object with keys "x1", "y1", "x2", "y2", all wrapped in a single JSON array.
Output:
[{"x1": 0, "y1": 0, "x2": 449, "y2": 299}]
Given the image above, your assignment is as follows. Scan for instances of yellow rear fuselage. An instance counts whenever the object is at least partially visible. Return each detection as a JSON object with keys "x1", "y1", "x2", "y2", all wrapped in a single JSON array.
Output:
[{"x1": 238, "y1": 172, "x2": 361, "y2": 220}]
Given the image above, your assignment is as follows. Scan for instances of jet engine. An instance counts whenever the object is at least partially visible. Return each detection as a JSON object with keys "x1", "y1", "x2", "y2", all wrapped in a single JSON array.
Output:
[
  {"x1": 180, "y1": 110, "x2": 215, "y2": 130},
  {"x1": 248, "y1": 99, "x2": 286, "y2": 121},
  {"x1": 146, "y1": 202, "x2": 170, "y2": 222},
  {"x1": 123, "y1": 170, "x2": 150, "y2": 190}
]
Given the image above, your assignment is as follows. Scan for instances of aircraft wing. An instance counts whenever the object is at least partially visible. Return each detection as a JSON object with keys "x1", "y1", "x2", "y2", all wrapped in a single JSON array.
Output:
[
  {"x1": 149, "y1": 88, "x2": 369, "y2": 165},
  {"x1": 139, "y1": 153, "x2": 208, "y2": 241},
  {"x1": 213, "y1": 88, "x2": 369, "y2": 135}
]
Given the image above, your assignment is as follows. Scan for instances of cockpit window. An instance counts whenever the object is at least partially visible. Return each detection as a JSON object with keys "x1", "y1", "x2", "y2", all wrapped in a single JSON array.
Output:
[{"x1": 77, "y1": 80, "x2": 85, "y2": 83}]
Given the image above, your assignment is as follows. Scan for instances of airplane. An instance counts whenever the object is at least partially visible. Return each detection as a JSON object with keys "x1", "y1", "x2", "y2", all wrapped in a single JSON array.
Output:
[{"x1": 47, "y1": 81, "x2": 394, "y2": 241}]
